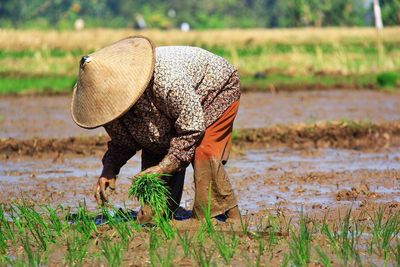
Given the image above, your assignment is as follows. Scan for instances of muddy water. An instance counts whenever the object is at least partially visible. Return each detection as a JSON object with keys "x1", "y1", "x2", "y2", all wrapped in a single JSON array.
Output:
[
  {"x1": 1, "y1": 90, "x2": 400, "y2": 139},
  {"x1": 1, "y1": 147, "x2": 399, "y2": 216},
  {"x1": 237, "y1": 90, "x2": 400, "y2": 128},
  {"x1": 231, "y1": 147, "x2": 400, "y2": 213}
]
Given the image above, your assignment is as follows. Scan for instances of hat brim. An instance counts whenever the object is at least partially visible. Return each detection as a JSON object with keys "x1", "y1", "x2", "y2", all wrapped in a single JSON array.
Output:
[{"x1": 71, "y1": 36, "x2": 155, "y2": 129}]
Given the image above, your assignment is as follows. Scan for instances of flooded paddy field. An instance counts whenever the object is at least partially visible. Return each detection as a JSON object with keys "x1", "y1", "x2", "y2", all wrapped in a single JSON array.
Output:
[
  {"x1": 1, "y1": 145, "x2": 399, "y2": 265},
  {"x1": 1, "y1": 146, "x2": 399, "y2": 217},
  {"x1": 1, "y1": 90, "x2": 400, "y2": 139},
  {"x1": 1, "y1": 89, "x2": 400, "y2": 266}
]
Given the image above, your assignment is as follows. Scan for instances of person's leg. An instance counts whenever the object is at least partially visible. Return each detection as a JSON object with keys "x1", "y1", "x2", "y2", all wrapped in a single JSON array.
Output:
[
  {"x1": 166, "y1": 170, "x2": 186, "y2": 212},
  {"x1": 192, "y1": 100, "x2": 240, "y2": 219}
]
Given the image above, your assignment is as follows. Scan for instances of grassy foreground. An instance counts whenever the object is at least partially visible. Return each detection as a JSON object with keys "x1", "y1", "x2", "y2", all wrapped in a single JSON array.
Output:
[
  {"x1": 0, "y1": 27, "x2": 399, "y2": 94},
  {"x1": 0, "y1": 201, "x2": 399, "y2": 266}
]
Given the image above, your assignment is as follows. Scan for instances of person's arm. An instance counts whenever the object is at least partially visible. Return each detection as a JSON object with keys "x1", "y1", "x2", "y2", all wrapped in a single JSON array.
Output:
[
  {"x1": 95, "y1": 119, "x2": 137, "y2": 205},
  {"x1": 101, "y1": 120, "x2": 138, "y2": 178},
  {"x1": 150, "y1": 75, "x2": 206, "y2": 174}
]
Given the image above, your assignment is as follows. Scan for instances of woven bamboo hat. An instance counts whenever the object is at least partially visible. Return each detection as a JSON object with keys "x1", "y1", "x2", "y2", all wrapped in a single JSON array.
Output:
[{"x1": 71, "y1": 36, "x2": 155, "y2": 129}]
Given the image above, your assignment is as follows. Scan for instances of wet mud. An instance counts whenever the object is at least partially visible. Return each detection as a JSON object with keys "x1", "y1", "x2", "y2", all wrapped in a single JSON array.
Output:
[
  {"x1": 1, "y1": 146, "x2": 399, "y2": 220},
  {"x1": 1, "y1": 89, "x2": 399, "y2": 221},
  {"x1": 237, "y1": 90, "x2": 400, "y2": 129},
  {"x1": 1, "y1": 90, "x2": 400, "y2": 139}
]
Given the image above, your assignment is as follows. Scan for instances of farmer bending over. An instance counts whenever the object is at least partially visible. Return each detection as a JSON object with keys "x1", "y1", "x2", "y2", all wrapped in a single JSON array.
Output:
[{"x1": 71, "y1": 36, "x2": 241, "y2": 222}]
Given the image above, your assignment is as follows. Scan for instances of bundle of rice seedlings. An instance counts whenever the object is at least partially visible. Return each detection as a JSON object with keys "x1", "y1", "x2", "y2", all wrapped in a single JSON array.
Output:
[
  {"x1": 128, "y1": 173, "x2": 171, "y2": 215},
  {"x1": 129, "y1": 173, "x2": 175, "y2": 238}
]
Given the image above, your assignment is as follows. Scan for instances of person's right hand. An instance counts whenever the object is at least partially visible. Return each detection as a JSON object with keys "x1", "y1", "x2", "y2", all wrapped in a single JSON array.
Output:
[{"x1": 94, "y1": 177, "x2": 116, "y2": 206}]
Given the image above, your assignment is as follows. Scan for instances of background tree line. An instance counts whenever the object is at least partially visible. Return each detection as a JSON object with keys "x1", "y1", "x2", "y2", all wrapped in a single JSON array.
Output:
[{"x1": 0, "y1": 0, "x2": 399, "y2": 29}]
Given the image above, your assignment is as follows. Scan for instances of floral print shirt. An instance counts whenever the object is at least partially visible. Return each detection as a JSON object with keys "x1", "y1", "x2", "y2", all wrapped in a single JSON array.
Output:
[{"x1": 102, "y1": 46, "x2": 240, "y2": 175}]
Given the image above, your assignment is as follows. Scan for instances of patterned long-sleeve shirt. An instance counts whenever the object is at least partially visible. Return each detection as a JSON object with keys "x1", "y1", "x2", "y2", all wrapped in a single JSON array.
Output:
[{"x1": 101, "y1": 46, "x2": 240, "y2": 176}]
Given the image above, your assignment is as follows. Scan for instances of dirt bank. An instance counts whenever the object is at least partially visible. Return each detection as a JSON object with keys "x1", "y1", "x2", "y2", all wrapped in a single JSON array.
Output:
[{"x1": 1, "y1": 121, "x2": 399, "y2": 158}]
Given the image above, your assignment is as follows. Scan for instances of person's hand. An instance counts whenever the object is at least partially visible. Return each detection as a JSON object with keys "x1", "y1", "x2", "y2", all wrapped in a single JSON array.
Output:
[
  {"x1": 136, "y1": 156, "x2": 181, "y2": 178},
  {"x1": 94, "y1": 177, "x2": 116, "y2": 206},
  {"x1": 136, "y1": 165, "x2": 163, "y2": 177},
  {"x1": 137, "y1": 204, "x2": 154, "y2": 224}
]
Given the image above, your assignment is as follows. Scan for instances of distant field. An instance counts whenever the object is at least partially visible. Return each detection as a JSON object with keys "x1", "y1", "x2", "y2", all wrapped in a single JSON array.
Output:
[{"x1": 0, "y1": 27, "x2": 399, "y2": 94}]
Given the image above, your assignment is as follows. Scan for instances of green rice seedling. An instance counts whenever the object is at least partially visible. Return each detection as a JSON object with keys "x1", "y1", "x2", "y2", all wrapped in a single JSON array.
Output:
[
  {"x1": 177, "y1": 230, "x2": 194, "y2": 257},
  {"x1": 149, "y1": 228, "x2": 161, "y2": 250},
  {"x1": 255, "y1": 234, "x2": 265, "y2": 267},
  {"x1": 201, "y1": 210, "x2": 214, "y2": 237},
  {"x1": 286, "y1": 214, "x2": 312, "y2": 266},
  {"x1": 12, "y1": 203, "x2": 52, "y2": 251},
  {"x1": 213, "y1": 231, "x2": 238, "y2": 264},
  {"x1": 72, "y1": 204, "x2": 97, "y2": 240},
  {"x1": 253, "y1": 218, "x2": 272, "y2": 266},
  {"x1": 43, "y1": 205, "x2": 68, "y2": 236},
  {"x1": 64, "y1": 232, "x2": 89, "y2": 266},
  {"x1": 194, "y1": 225, "x2": 207, "y2": 246},
  {"x1": 3, "y1": 255, "x2": 44, "y2": 267},
  {"x1": 0, "y1": 236, "x2": 6, "y2": 256},
  {"x1": 315, "y1": 246, "x2": 332, "y2": 267},
  {"x1": 0, "y1": 255, "x2": 8, "y2": 265},
  {"x1": 152, "y1": 240, "x2": 177, "y2": 267},
  {"x1": 200, "y1": 184, "x2": 214, "y2": 236},
  {"x1": 369, "y1": 208, "x2": 399, "y2": 262},
  {"x1": 321, "y1": 209, "x2": 362, "y2": 266},
  {"x1": 0, "y1": 204, "x2": 14, "y2": 237},
  {"x1": 129, "y1": 219, "x2": 142, "y2": 232},
  {"x1": 101, "y1": 208, "x2": 132, "y2": 247},
  {"x1": 266, "y1": 214, "x2": 280, "y2": 250},
  {"x1": 192, "y1": 244, "x2": 215, "y2": 267},
  {"x1": 239, "y1": 210, "x2": 251, "y2": 235},
  {"x1": 8, "y1": 207, "x2": 24, "y2": 237},
  {"x1": 101, "y1": 240, "x2": 123, "y2": 267},
  {"x1": 19, "y1": 232, "x2": 44, "y2": 267},
  {"x1": 0, "y1": 205, "x2": 11, "y2": 253},
  {"x1": 281, "y1": 253, "x2": 290, "y2": 267},
  {"x1": 154, "y1": 214, "x2": 175, "y2": 240},
  {"x1": 393, "y1": 241, "x2": 400, "y2": 266},
  {"x1": 149, "y1": 229, "x2": 162, "y2": 267}
]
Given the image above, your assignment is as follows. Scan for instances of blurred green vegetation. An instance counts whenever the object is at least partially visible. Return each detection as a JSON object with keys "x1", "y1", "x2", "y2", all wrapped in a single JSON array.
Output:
[
  {"x1": 0, "y1": 36, "x2": 398, "y2": 94},
  {"x1": 0, "y1": 73, "x2": 380, "y2": 95},
  {"x1": 377, "y1": 71, "x2": 399, "y2": 88},
  {"x1": 0, "y1": 76, "x2": 75, "y2": 94},
  {"x1": 0, "y1": 18, "x2": 399, "y2": 95},
  {"x1": 0, "y1": 0, "x2": 399, "y2": 29}
]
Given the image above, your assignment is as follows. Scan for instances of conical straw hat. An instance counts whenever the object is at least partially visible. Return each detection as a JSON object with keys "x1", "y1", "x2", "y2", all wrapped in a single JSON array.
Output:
[{"x1": 71, "y1": 36, "x2": 155, "y2": 129}]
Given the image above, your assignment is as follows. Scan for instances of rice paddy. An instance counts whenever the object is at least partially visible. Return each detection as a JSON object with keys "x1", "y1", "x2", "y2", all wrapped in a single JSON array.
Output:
[
  {"x1": 1, "y1": 27, "x2": 400, "y2": 266},
  {"x1": 0, "y1": 202, "x2": 399, "y2": 266}
]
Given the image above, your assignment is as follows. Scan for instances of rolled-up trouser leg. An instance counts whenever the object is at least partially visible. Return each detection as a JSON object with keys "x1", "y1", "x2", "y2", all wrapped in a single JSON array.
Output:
[
  {"x1": 192, "y1": 100, "x2": 240, "y2": 218},
  {"x1": 141, "y1": 150, "x2": 186, "y2": 213}
]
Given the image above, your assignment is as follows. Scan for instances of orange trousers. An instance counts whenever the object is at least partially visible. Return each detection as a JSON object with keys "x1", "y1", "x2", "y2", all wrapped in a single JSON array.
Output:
[
  {"x1": 192, "y1": 99, "x2": 240, "y2": 217},
  {"x1": 141, "y1": 100, "x2": 240, "y2": 218}
]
